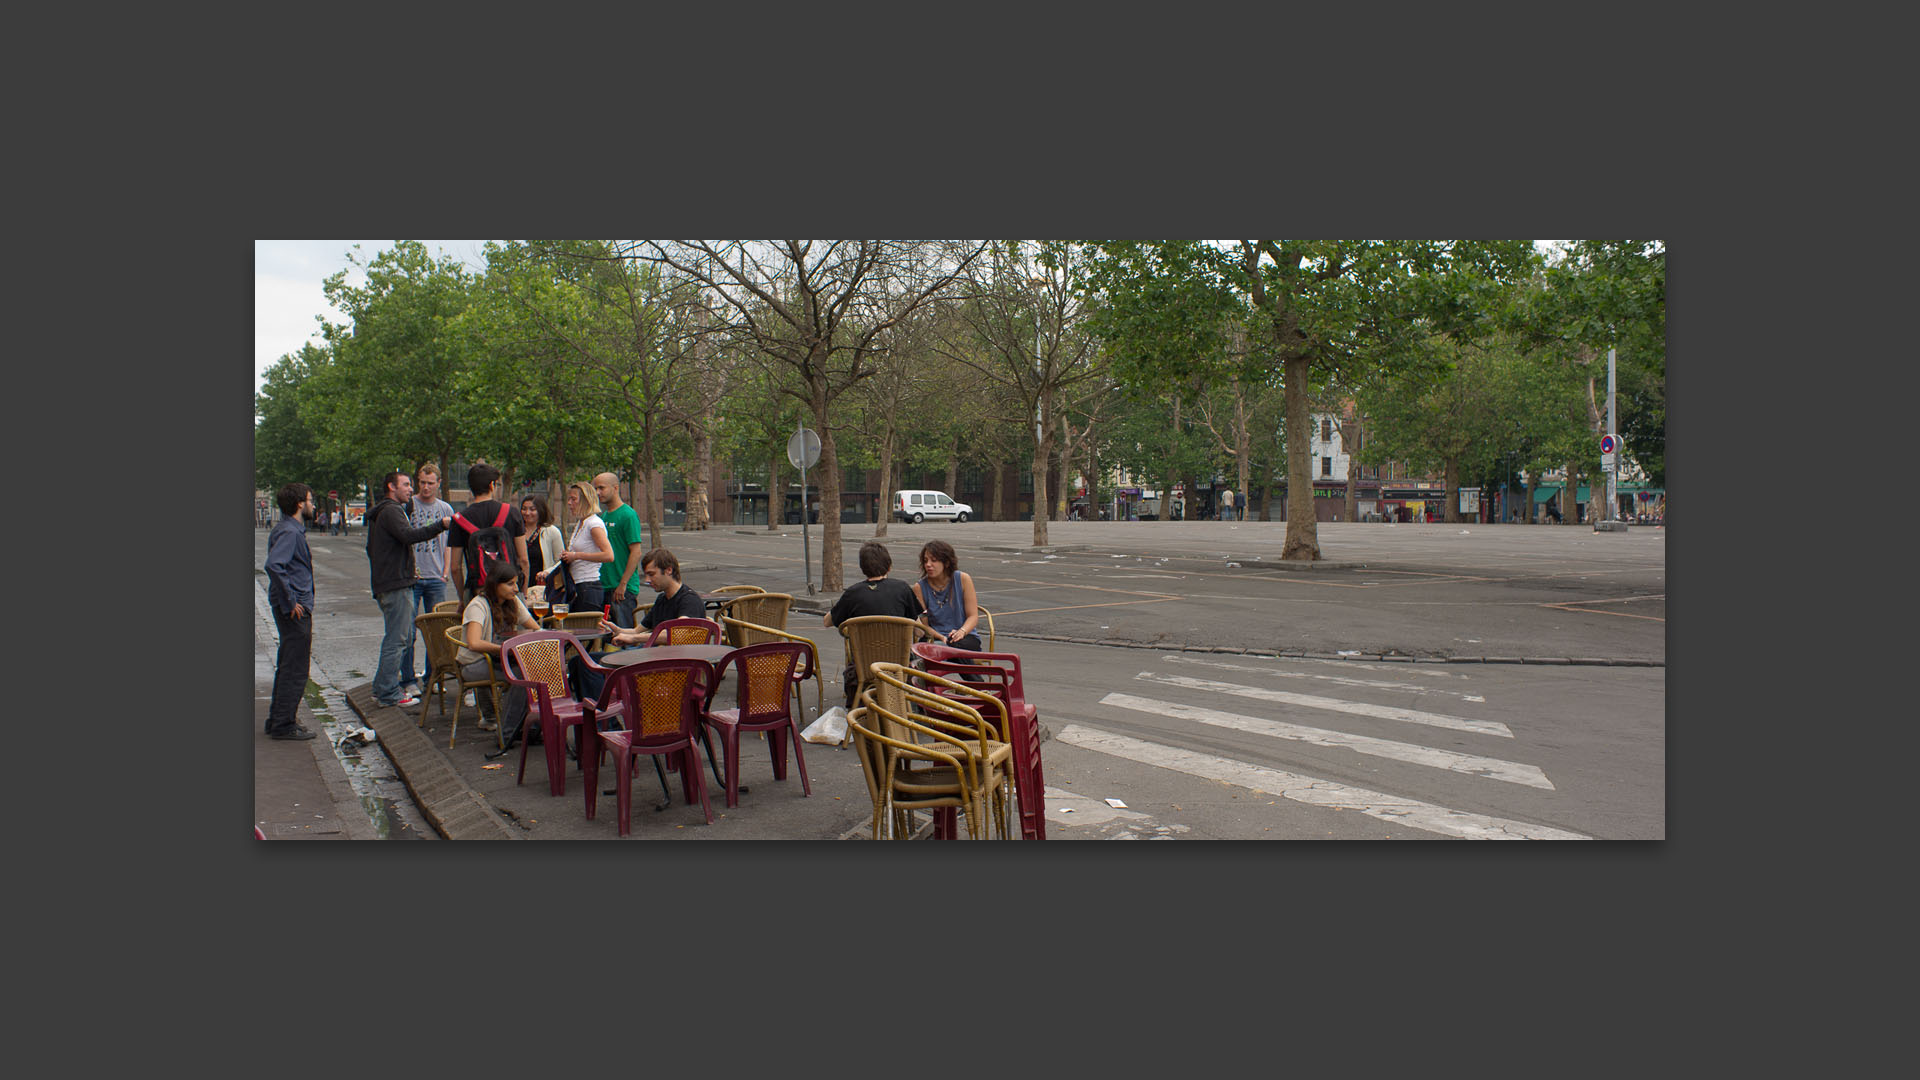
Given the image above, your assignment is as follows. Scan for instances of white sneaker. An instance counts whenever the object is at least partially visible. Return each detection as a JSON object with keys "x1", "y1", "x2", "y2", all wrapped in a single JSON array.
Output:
[{"x1": 396, "y1": 692, "x2": 422, "y2": 708}]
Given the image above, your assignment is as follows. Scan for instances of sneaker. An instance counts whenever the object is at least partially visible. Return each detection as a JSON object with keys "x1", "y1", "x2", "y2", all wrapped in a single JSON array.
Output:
[
  {"x1": 270, "y1": 726, "x2": 318, "y2": 741},
  {"x1": 402, "y1": 682, "x2": 422, "y2": 698},
  {"x1": 395, "y1": 693, "x2": 422, "y2": 708},
  {"x1": 475, "y1": 719, "x2": 498, "y2": 732}
]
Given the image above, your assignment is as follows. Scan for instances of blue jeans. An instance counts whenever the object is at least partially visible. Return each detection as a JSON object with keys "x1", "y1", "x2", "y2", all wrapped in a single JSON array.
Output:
[
  {"x1": 610, "y1": 587, "x2": 639, "y2": 628},
  {"x1": 405, "y1": 578, "x2": 450, "y2": 684},
  {"x1": 373, "y1": 588, "x2": 416, "y2": 705}
]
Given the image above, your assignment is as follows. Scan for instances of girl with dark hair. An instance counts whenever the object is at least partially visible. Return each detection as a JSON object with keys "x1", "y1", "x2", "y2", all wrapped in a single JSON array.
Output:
[
  {"x1": 911, "y1": 539, "x2": 982, "y2": 651},
  {"x1": 457, "y1": 560, "x2": 538, "y2": 736}
]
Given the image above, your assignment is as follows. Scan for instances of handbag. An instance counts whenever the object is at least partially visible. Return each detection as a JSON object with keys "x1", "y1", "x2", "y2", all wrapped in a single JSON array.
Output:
[{"x1": 545, "y1": 563, "x2": 575, "y2": 607}]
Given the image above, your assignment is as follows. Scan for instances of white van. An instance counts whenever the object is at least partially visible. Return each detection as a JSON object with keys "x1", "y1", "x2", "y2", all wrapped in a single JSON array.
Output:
[{"x1": 894, "y1": 489, "x2": 973, "y2": 523}]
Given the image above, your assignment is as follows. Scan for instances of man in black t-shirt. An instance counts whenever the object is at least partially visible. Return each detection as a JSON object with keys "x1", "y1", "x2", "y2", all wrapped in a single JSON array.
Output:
[
  {"x1": 824, "y1": 541, "x2": 925, "y2": 708},
  {"x1": 602, "y1": 548, "x2": 706, "y2": 647},
  {"x1": 448, "y1": 463, "x2": 530, "y2": 602}
]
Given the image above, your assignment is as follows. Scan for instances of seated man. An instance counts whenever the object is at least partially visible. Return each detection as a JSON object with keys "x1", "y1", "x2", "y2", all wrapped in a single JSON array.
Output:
[
  {"x1": 823, "y1": 541, "x2": 924, "y2": 709},
  {"x1": 579, "y1": 548, "x2": 707, "y2": 706}
]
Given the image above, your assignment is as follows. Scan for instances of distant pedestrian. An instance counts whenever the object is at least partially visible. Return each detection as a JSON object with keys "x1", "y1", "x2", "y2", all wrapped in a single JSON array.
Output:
[
  {"x1": 365, "y1": 469, "x2": 455, "y2": 709},
  {"x1": 1220, "y1": 488, "x2": 1235, "y2": 521},
  {"x1": 265, "y1": 483, "x2": 319, "y2": 740}
]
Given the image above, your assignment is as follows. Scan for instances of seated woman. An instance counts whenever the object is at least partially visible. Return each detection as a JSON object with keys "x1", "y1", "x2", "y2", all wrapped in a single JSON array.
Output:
[
  {"x1": 458, "y1": 560, "x2": 541, "y2": 743},
  {"x1": 911, "y1": 539, "x2": 983, "y2": 652}
]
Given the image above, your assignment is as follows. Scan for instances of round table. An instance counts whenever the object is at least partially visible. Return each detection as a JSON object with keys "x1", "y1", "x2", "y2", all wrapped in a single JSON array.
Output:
[{"x1": 598, "y1": 643, "x2": 735, "y2": 667}]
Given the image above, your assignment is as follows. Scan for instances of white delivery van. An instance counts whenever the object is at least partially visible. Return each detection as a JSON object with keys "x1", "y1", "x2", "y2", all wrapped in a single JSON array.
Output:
[{"x1": 894, "y1": 489, "x2": 973, "y2": 523}]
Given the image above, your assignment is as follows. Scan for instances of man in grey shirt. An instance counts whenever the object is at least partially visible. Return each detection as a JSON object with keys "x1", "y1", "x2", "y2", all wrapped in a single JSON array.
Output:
[{"x1": 403, "y1": 461, "x2": 455, "y2": 699}]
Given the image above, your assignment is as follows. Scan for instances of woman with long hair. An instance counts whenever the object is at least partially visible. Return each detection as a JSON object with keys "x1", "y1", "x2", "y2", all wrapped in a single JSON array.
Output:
[
  {"x1": 520, "y1": 493, "x2": 564, "y2": 586},
  {"x1": 910, "y1": 539, "x2": 982, "y2": 651},
  {"x1": 457, "y1": 559, "x2": 539, "y2": 737},
  {"x1": 557, "y1": 480, "x2": 614, "y2": 614}
]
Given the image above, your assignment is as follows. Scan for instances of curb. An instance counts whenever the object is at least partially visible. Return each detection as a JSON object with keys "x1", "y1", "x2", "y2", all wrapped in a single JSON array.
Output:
[
  {"x1": 984, "y1": 630, "x2": 1663, "y2": 668},
  {"x1": 345, "y1": 684, "x2": 519, "y2": 840}
]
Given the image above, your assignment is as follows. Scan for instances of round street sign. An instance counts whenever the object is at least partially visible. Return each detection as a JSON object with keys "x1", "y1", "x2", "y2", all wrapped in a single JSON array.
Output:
[
  {"x1": 787, "y1": 427, "x2": 821, "y2": 470},
  {"x1": 1599, "y1": 434, "x2": 1619, "y2": 456}
]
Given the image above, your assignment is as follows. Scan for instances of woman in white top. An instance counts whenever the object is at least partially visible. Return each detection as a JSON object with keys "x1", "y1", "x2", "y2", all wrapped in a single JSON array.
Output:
[
  {"x1": 459, "y1": 560, "x2": 540, "y2": 735},
  {"x1": 520, "y1": 494, "x2": 565, "y2": 581},
  {"x1": 556, "y1": 480, "x2": 615, "y2": 613}
]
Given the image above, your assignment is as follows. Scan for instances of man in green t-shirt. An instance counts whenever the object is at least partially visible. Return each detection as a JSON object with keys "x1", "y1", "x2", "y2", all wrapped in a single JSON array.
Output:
[{"x1": 593, "y1": 472, "x2": 647, "y2": 628}]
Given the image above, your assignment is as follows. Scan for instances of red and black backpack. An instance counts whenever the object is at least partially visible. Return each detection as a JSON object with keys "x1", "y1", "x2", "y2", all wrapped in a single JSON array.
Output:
[{"x1": 452, "y1": 503, "x2": 518, "y2": 588}]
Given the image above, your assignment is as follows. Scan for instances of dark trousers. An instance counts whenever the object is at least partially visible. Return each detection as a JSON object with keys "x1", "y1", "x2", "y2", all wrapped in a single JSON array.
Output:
[{"x1": 268, "y1": 607, "x2": 314, "y2": 734}]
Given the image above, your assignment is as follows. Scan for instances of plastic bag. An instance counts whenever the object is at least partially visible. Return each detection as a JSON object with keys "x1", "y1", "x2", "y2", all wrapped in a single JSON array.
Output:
[{"x1": 801, "y1": 705, "x2": 848, "y2": 746}]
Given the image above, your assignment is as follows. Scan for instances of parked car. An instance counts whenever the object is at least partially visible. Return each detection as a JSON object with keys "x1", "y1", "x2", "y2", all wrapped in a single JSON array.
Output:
[{"x1": 894, "y1": 489, "x2": 973, "y2": 523}]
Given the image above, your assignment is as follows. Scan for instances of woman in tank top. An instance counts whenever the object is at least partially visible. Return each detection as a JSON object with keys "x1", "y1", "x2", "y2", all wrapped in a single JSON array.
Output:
[
  {"x1": 910, "y1": 538, "x2": 982, "y2": 651},
  {"x1": 557, "y1": 480, "x2": 614, "y2": 614}
]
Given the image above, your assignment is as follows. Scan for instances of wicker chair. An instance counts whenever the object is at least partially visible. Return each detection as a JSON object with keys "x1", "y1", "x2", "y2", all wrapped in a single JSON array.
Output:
[
  {"x1": 413, "y1": 611, "x2": 466, "y2": 727},
  {"x1": 542, "y1": 610, "x2": 603, "y2": 634},
  {"x1": 911, "y1": 642, "x2": 1044, "y2": 840},
  {"x1": 854, "y1": 673, "x2": 1010, "y2": 840},
  {"x1": 443, "y1": 624, "x2": 509, "y2": 751},
  {"x1": 722, "y1": 618, "x2": 824, "y2": 721},
  {"x1": 720, "y1": 592, "x2": 793, "y2": 646},
  {"x1": 975, "y1": 606, "x2": 997, "y2": 651},
  {"x1": 836, "y1": 615, "x2": 936, "y2": 713},
  {"x1": 433, "y1": 599, "x2": 462, "y2": 614}
]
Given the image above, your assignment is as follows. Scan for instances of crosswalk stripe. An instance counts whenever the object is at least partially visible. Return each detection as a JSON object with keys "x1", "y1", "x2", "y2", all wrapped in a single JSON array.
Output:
[
  {"x1": 1159, "y1": 653, "x2": 1486, "y2": 702},
  {"x1": 1055, "y1": 724, "x2": 1588, "y2": 840},
  {"x1": 1102, "y1": 692, "x2": 1553, "y2": 789},
  {"x1": 1134, "y1": 671, "x2": 1512, "y2": 737}
]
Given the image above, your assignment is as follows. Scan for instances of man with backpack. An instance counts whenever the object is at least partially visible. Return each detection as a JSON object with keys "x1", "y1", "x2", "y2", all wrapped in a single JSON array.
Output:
[
  {"x1": 449, "y1": 462, "x2": 530, "y2": 605},
  {"x1": 367, "y1": 470, "x2": 456, "y2": 709}
]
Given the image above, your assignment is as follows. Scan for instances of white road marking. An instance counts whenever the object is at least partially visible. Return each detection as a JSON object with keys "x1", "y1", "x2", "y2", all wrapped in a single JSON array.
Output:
[
  {"x1": 1055, "y1": 725, "x2": 1587, "y2": 840},
  {"x1": 1103, "y1": 692, "x2": 1551, "y2": 788},
  {"x1": 1159, "y1": 653, "x2": 1487, "y2": 703},
  {"x1": 1134, "y1": 672, "x2": 1512, "y2": 737}
]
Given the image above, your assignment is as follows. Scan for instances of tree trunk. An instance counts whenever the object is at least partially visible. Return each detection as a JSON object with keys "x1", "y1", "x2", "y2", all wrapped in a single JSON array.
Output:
[
  {"x1": 767, "y1": 455, "x2": 781, "y2": 531},
  {"x1": 1164, "y1": 395, "x2": 1181, "y2": 524},
  {"x1": 990, "y1": 460, "x2": 1007, "y2": 521},
  {"x1": 809, "y1": 371, "x2": 843, "y2": 593},
  {"x1": 1344, "y1": 431, "x2": 1360, "y2": 524},
  {"x1": 1281, "y1": 356, "x2": 1320, "y2": 559},
  {"x1": 1561, "y1": 460, "x2": 1578, "y2": 525},
  {"x1": 875, "y1": 426, "x2": 895, "y2": 539},
  {"x1": 1442, "y1": 457, "x2": 1461, "y2": 523},
  {"x1": 1031, "y1": 428, "x2": 1052, "y2": 548},
  {"x1": 688, "y1": 423, "x2": 712, "y2": 531}
]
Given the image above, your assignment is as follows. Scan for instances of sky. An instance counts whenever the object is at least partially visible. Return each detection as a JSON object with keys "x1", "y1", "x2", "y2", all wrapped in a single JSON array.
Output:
[
  {"x1": 253, "y1": 239, "x2": 491, "y2": 397},
  {"x1": 254, "y1": 239, "x2": 1573, "y2": 400}
]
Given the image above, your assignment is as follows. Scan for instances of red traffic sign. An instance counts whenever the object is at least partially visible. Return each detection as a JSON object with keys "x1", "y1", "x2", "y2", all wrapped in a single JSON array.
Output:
[
  {"x1": 1599, "y1": 434, "x2": 1619, "y2": 455},
  {"x1": 329, "y1": 490, "x2": 339, "y2": 498}
]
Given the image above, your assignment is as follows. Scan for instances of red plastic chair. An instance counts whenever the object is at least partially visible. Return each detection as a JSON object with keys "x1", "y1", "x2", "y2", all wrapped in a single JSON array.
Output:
[
  {"x1": 500, "y1": 630, "x2": 620, "y2": 797},
  {"x1": 582, "y1": 657, "x2": 715, "y2": 834},
  {"x1": 700, "y1": 641, "x2": 814, "y2": 808},
  {"x1": 646, "y1": 617, "x2": 723, "y2": 646},
  {"x1": 911, "y1": 642, "x2": 1045, "y2": 840}
]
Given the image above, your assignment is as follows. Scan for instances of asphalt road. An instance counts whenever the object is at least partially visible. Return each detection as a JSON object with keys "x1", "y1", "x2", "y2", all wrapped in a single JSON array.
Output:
[{"x1": 256, "y1": 517, "x2": 1665, "y2": 839}]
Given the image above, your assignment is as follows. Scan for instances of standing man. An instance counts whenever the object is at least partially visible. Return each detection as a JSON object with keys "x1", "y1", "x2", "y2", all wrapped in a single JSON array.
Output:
[
  {"x1": 1220, "y1": 488, "x2": 1235, "y2": 521},
  {"x1": 450, "y1": 462, "x2": 530, "y2": 604},
  {"x1": 402, "y1": 461, "x2": 456, "y2": 701},
  {"x1": 366, "y1": 470, "x2": 455, "y2": 709},
  {"x1": 265, "y1": 482, "x2": 320, "y2": 740},
  {"x1": 592, "y1": 472, "x2": 645, "y2": 627}
]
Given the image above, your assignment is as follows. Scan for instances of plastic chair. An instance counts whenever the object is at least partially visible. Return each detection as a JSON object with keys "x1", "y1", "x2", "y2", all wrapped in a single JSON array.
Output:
[
  {"x1": 500, "y1": 631, "x2": 620, "y2": 797},
  {"x1": 855, "y1": 678, "x2": 1010, "y2": 840},
  {"x1": 646, "y1": 617, "x2": 723, "y2": 646},
  {"x1": 911, "y1": 642, "x2": 1044, "y2": 839},
  {"x1": 413, "y1": 611, "x2": 466, "y2": 725},
  {"x1": 723, "y1": 618, "x2": 824, "y2": 721},
  {"x1": 699, "y1": 641, "x2": 813, "y2": 809},
  {"x1": 583, "y1": 657, "x2": 715, "y2": 834},
  {"x1": 837, "y1": 615, "x2": 936, "y2": 713},
  {"x1": 443, "y1": 624, "x2": 509, "y2": 750}
]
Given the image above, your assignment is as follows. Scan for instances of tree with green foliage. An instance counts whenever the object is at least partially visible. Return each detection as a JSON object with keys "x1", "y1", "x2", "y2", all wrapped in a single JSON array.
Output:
[{"x1": 254, "y1": 342, "x2": 368, "y2": 513}]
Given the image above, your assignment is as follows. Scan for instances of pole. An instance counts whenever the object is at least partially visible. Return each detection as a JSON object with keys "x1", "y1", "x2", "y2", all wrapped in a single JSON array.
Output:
[{"x1": 1606, "y1": 346, "x2": 1619, "y2": 523}]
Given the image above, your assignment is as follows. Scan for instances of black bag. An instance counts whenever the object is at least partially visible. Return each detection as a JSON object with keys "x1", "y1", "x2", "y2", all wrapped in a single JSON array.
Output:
[
  {"x1": 545, "y1": 563, "x2": 576, "y2": 607},
  {"x1": 452, "y1": 503, "x2": 517, "y2": 589}
]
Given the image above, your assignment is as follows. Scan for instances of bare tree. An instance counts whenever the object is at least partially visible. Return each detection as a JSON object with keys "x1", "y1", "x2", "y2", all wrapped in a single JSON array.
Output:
[
  {"x1": 620, "y1": 241, "x2": 985, "y2": 592},
  {"x1": 935, "y1": 241, "x2": 1105, "y2": 547}
]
